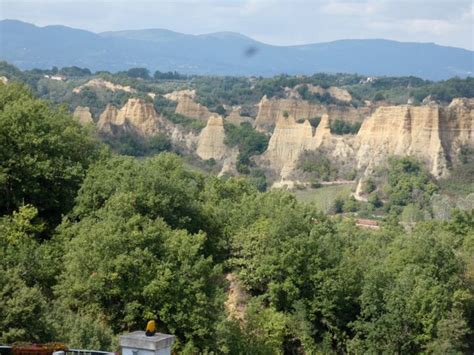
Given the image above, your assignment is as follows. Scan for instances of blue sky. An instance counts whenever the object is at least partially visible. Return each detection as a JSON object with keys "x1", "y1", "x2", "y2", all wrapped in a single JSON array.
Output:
[{"x1": 1, "y1": 0, "x2": 473, "y2": 50}]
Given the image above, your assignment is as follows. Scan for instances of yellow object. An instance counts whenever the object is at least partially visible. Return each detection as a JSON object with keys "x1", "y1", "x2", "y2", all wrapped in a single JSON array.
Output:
[{"x1": 145, "y1": 320, "x2": 156, "y2": 336}]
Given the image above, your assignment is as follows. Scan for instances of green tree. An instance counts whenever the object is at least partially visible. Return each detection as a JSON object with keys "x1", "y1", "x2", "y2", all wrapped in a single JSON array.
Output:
[
  {"x1": 0, "y1": 205, "x2": 55, "y2": 343},
  {"x1": 385, "y1": 156, "x2": 438, "y2": 213},
  {"x1": 55, "y1": 194, "x2": 223, "y2": 350},
  {"x1": 0, "y1": 84, "x2": 102, "y2": 227},
  {"x1": 224, "y1": 122, "x2": 269, "y2": 174}
]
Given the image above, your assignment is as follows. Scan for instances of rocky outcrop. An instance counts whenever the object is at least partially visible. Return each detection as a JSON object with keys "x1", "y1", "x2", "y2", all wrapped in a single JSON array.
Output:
[
  {"x1": 73, "y1": 78, "x2": 137, "y2": 94},
  {"x1": 263, "y1": 99, "x2": 474, "y2": 186},
  {"x1": 226, "y1": 106, "x2": 253, "y2": 126},
  {"x1": 97, "y1": 104, "x2": 119, "y2": 133},
  {"x1": 164, "y1": 89, "x2": 196, "y2": 101},
  {"x1": 262, "y1": 114, "x2": 355, "y2": 182},
  {"x1": 196, "y1": 115, "x2": 233, "y2": 161},
  {"x1": 356, "y1": 105, "x2": 447, "y2": 178},
  {"x1": 442, "y1": 98, "x2": 474, "y2": 165},
  {"x1": 352, "y1": 100, "x2": 474, "y2": 197},
  {"x1": 175, "y1": 95, "x2": 212, "y2": 120},
  {"x1": 163, "y1": 89, "x2": 212, "y2": 120},
  {"x1": 255, "y1": 95, "x2": 370, "y2": 132},
  {"x1": 73, "y1": 106, "x2": 93, "y2": 125},
  {"x1": 262, "y1": 116, "x2": 315, "y2": 178},
  {"x1": 302, "y1": 84, "x2": 352, "y2": 102},
  {"x1": 0, "y1": 76, "x2": 8, "y2": 84},
  {"x1": 97, "y1": 98, "x2": 164, "y2": 136},
  {"x1": 97, "y1": 98, "x2": 200, "y2": 152}
]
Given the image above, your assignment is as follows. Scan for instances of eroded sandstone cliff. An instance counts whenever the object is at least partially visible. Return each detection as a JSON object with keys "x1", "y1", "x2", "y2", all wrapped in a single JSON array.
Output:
[
  {"x1": 355, "y1": 105, "x2": 448, "y2": 178},
  {"x1": 226, "y1": 106, "x2": 253, "y2": 126},
  {"x1": 262, "y1": 114, "x2": 354, "y2": 182},
  {"x1": 73, "y1": 106, "x2": 93, "y2": 125},
  {"x1": 254, "y1": 95, "x2": 371, "y2": 132},
  {"x1": 73, "y1": 78, "x2": 137, "y2": 94},
  {"x1": 196, "y1": 115, "x2": 234, "y2": 161},
  {"x1": 262, "y1": 99, "x2": 474, "y2": 187},
  {"x1": 262, "y1": 116, "x2": 315, "y2": 178},
  {"x1": 175, "y1": 95, "x2": 212, "y2": 120},
  {"x1": 97, "y1": 98, "x2": 200, "y2": 152},
  {"x1": 164, "y1": 89, "x2": 196, "y2": 101},
  {"x1": 97, "y1": 98, "x2": 164, "y2": 136}
]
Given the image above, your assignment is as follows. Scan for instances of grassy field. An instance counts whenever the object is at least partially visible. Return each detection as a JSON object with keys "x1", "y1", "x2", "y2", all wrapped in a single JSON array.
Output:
[{"x1": 293, "y1": 184, "x2": 354, "y2": 212}]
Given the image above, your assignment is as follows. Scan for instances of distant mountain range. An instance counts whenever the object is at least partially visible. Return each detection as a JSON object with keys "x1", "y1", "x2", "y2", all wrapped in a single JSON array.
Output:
[{"x1": 1, "y1": 19, "x2": 473, "y2": 80}]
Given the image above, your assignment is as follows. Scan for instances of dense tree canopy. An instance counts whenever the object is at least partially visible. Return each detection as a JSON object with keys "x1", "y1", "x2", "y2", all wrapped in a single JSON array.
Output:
[{"x1": 0, "y1": 83, "x2": 102, "y2": 227}]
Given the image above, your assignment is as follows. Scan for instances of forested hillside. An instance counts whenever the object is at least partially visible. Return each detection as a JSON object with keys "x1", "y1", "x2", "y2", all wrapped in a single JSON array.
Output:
[
  {"x1": 1, "y1": 82, "x2": 473, "y2": 353},
  {"x1": 1, "y1": 20, "x2": 473, "y2": 80}
]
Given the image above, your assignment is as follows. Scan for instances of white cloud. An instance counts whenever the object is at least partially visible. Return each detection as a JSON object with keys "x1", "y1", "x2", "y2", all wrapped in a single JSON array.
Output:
[
  {"x1": 321, "y1": 0, "x2": 380, "y2": 16},
  {"x1": 368, "y1": 18, "x2": 459, "y2": 36}
]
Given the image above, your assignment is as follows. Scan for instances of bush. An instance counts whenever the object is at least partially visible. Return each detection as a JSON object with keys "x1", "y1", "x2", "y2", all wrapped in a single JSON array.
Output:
[
  {"x1": 385, "y1": 156, "x2": 438, "y2": 212},
  {"x1": 308, "y1": 116, "x2": 321, "y2": 128},
  {"x1": 330, "y1": 119, "x2": 362, "y2": 135},
  {"x1": 163, "y1": 111, "x2": 206, "y2": 132},
  {"x1": 363, "y1": 178, "x2": 376, "y2": 194},
  {"x1": 368, "y1": 192, "x2": 383, "y2": 208},
  {"x1": 331, "y1": 197, "x2": 344, "y2": 214},
  {"x1": 224, "y1": 122, "x2": 269, "y2": 174},
  {"x1": 343, "y1": 196, "x2": 360, "y2": 212},
  {"x1": 104, "y1": 132, "x2": 172, "y2": 156},
  {"x1": 298, "y1": 151, "x2": 337, "y2": 181}
]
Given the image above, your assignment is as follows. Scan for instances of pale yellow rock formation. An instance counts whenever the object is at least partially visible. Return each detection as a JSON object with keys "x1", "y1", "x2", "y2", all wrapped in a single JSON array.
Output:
[
  {"x1": 353, "y1": 101, "x2": 474, "y2": 198},
  {"x1": 97, "y1": 98, "x2": 163, "y2": 136},
  {"x1": 313, "y1": 114, "x2": 331, "y2": 148},
  {"x1": 262, "y1": 113, "x2": 355, "y2": 182},
  {"x1": 175, "y1": 95, "x2": 212, "y2": 120},
  {"x1": 262, "y1": 116, "x2": 316, "y2": 178},
  {"x1": 0, "y1": 76, "x2": 8, "y2": 84},
  {"x1": 196, "y1": 115, "x2": 232, "y2": 161},
  {"x1": 305, "y1": 84, "x2": 352, "y2": 102},
  {"x1": 97, "y1": 104, "x2": 119, "y2": 134},
  {"x1": 73, "y1": 106, "x2": 93, "y2": 125},
  {"x1": 226, "y1": 106, "x2": 253, "y2": 126},
  {"x1": 164, "y1": 89, "x2": 196, "y2": 101},
  {"x1": 356, "y1": 105, "x2": 448, "y2": 178},
  {"x1": 73, "y1": 78, "x2": 137, "y2": 94},
  {"x1": 255, "y1": 95, "x2": 370, "y2": 132},
  {"x1": 263, "y1": 99, "x2": 474, "y2": 185},
  {"x1": 438, "y1": 98, "x2": 474, "y2": 169}
]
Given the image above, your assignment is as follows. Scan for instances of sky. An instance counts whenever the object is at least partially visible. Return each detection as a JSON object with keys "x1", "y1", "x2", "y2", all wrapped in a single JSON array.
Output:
[{"x1": 1, "y1": 0, "x2": 473, "y2": 50}]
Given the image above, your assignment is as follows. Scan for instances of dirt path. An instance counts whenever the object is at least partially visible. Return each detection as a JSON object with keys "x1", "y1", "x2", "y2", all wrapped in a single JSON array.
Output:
[{"x1": 225, "y1": 273, "x2": 248, "y2": 321}]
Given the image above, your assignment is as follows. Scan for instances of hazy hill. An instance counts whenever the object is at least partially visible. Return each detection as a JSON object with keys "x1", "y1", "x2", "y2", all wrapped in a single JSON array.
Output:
[{"x1": 1, "y1": 19, "x2": 473, "y2": 80}]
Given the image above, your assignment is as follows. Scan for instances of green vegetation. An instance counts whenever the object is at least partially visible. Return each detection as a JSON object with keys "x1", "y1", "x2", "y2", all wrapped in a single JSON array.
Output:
[
  {"x1": 298, "y1": 151, "x2": 337, "y2": 181},
  {"x1": 439, "y1": 145, "x2": 474, "y2": 196},
  {"x1": 118, "y1": 67, "x2": 151, "y2": 80},
  {"x1": 103, "y1": 132, "x2": 172, "y2": 156},
  {"x1": 297, "y1": 84, "x2": 347, "y2": 105},
  {"x1": 325, "y1": 157, "x2": 441, "y2": 219},
  {"x1": 164, "y1": 111, "x2": 206, "y2": 132},
  {"x1": 297, "y1": 149, "x2": 357, "y2": 183},
  {"x1": 152, "y1": 96, "x2": 206, "y2": 133},
  {"x1": 0, "y1": 74, "x2": 473, "y2": 354},
  {"x1": 1, "y1": 62, "x2": 474, "y2": 113},
  {"x1": 0, "y1": 83, "x2": 102, "y2": 228},
  {"x1": 385, "y1": 156, "x2": 438, "y2": 213},
  {"x1": 224, "y1": 122, "x2": 269, "y2": 174},
  {"x1": 329, "y1": 118, "x2": 362, "y2": 135},
  {"x1": 293, "y1": 184, "x2": 354, "y2": 212}
]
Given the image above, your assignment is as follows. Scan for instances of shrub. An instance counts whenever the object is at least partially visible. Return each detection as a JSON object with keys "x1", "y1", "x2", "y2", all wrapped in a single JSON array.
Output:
[{"x1": 330, "y1": 119, "x2": 361, "y2": 135}]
